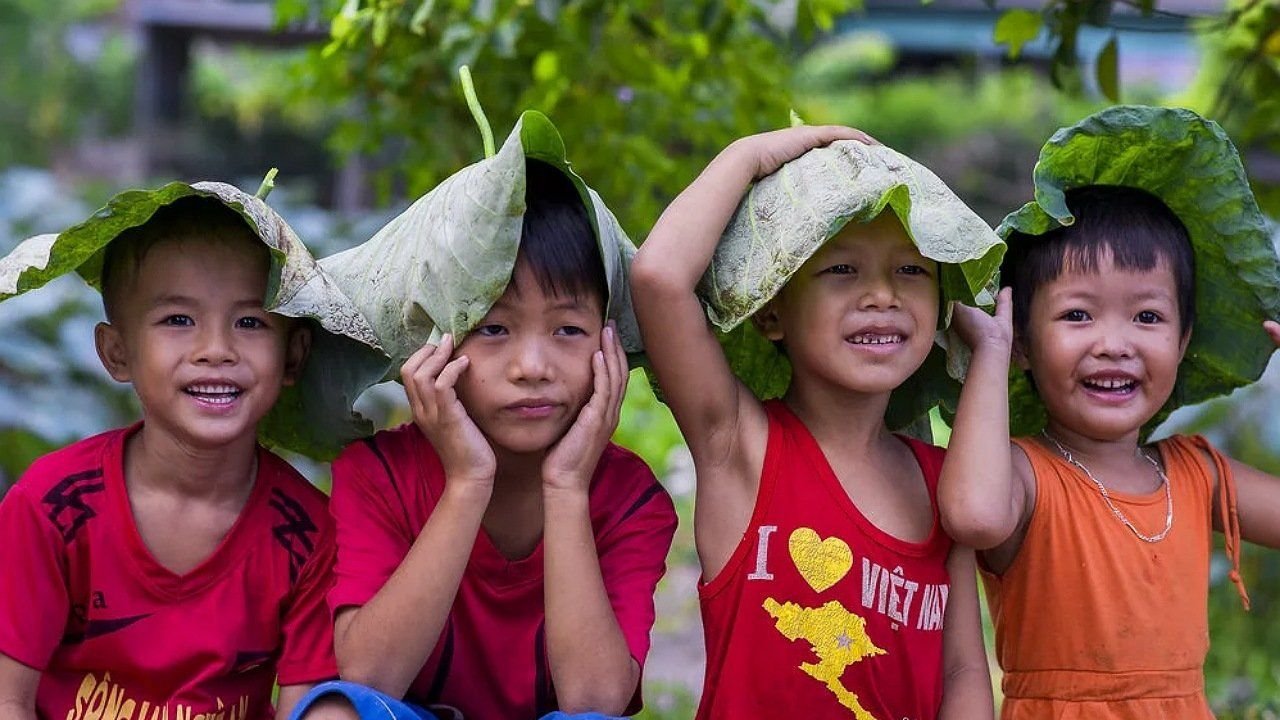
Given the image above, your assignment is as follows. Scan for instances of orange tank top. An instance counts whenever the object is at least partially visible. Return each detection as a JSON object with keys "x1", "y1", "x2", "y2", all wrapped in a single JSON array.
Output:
[{"x1": 981, "y1": 434, "x2": 1248, "y2": 719}]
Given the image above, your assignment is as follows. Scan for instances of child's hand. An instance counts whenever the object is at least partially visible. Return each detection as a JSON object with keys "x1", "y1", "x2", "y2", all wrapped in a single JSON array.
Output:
[
  {"x1": 402, "y1": 334, "x2": 496, "y2": 492},
  {"x1": 1265, "y1": 320, "x2": 1280, "y2": 349},
  {"x1": 953, "y1": 286, "x2": 1013, "y2": 355},
  {"x1": 730, "y1": 125, "x2": 876, "y2": 180},
  {"x1": 542, "y1": 322, "x2": 628, "y2": 496}
]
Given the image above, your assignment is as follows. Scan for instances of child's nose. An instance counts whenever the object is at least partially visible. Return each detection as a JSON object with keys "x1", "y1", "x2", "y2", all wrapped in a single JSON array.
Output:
[
  {"x1": 857, "y1": 274, "x2": 900, "y2": 310},
  {"x1": 1091, "y1": 325, "x2": 1134, "y2": 358},
  {"x1": 508, "y1": 338, "x2": 551, "y2": 381},
  {"x1": 194, "y1": 324, "x2": 238, "y2": 364}
]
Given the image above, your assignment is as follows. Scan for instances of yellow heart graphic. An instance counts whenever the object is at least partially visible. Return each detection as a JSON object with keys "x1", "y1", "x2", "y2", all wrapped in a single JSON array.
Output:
[{"x1": 788, "y1": 527, "x2": 853, "y2": 593}]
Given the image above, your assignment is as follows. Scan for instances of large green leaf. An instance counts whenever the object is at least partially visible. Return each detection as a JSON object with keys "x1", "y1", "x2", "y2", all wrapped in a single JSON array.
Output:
[
  {"x1": 700, "y1": 140, "x2": 1006, "y2": 431},
  {"x1": 319, "y1": 110, "x2": 643, "y2": 376},
  {"x1": 0, "y1": 181, "x2": 388, "y2": 460},
  {"x1": 998, "y1": 105, "x2": 1280, "y2": 437}
]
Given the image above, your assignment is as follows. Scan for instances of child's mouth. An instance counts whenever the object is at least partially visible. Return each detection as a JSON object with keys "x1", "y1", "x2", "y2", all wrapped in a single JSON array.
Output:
[
  {"x1": 1081, "y1": 376, "x2": 1138, "y2": 396},
  {"x1": 848, "y1": 333, "x2": 903, "y2": 346},
  {"x1": 184, "y1": 383, "x2": 243, "y2": 406}
]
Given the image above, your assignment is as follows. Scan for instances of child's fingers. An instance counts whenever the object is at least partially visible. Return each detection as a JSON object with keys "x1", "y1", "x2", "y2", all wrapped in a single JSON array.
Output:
[
  {"x1": 589, "y1": 349, "x2": 610, "y2": 416},
  {"x1": 812, "y1": 125, "x2": 877, "y2": 146},
  {"x1": 604, "y1": 325, "x2": 628, "y2": 425},
  {"x1": 434, "y1": 355, "x2": 471, "y2": 395},
  {"x1": 994, "y1": 287, "x2": 1014, "y2": 325},
  {"x1": 400, "y1": 342, "x2": 439, "y2": 382},
  {"x1": 1264, "y1": 320, "x2": 1280, "y2": 347}
]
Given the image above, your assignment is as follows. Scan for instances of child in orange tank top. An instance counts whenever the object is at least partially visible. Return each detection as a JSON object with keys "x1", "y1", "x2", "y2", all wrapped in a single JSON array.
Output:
[{"x1": 938, "y1": 106, "x2": 1280, "y2": 718}]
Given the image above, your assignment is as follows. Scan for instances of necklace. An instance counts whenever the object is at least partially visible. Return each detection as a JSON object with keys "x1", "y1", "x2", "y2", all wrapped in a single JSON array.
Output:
[{"x1": 1041, "y1": 432, "x2": 1173, "y2": 543}]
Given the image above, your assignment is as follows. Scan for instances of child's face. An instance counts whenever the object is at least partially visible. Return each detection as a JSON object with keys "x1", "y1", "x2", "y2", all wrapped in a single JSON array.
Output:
[
  {"x1": 758, "y1": 213, "x2": 939, "y2": 397},
  {"x1": 1019, "y1": 250, "x2": 1190, "y2": 441},
  {"x1": 452, "y1": 261, "x2": 605, "y2": 456},
  {"x1": 95, "y1": 236, "x2": 307, "y2": 450}
]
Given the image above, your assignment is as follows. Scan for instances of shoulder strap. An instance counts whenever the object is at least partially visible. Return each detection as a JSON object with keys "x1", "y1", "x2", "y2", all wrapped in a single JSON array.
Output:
[{"x1": 1175, "y1": 435, "x2": 1250, "y2": 610}]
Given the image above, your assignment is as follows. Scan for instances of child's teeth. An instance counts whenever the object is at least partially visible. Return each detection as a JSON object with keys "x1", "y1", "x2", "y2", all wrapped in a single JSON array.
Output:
[{"x1": 852, "y1": 334, "x2": 901, "y2": 345}]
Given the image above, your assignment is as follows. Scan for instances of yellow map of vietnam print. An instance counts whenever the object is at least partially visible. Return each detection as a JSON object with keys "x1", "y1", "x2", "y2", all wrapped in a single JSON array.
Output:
[{"x1": 761, "y1": 527, "x2": 950, "y2": 720}]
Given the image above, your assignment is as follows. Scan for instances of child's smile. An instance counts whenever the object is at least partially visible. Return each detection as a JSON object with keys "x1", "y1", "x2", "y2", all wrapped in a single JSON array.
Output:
[
  {"x1": 760, "y1": 213, "x2": 939, "y2": 400},
  {"x1": 1021, "y1": 251, "x2": 1189, "y2": 442},
  {"x1": 96, "y1": 236, "x2": 305, "y2": 451}
]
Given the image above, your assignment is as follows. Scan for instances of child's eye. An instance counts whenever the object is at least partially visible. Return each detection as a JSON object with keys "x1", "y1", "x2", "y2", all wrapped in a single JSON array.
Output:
[
  {"x1": 474, "y1": 324, "x2": 506, "y2": 337},
  {"x1": 822, "y1": 264, "x2": 855, "y2": 275},
  {"x1": 1061, "y1": 309, "x2": 1090, "y2": 322},
  {"x1": 898, "y1": 264, "x2": 930, "y2": 276},
  {"x1": 162, "y1": 315, "x2": 194, "y2": 327},
  {"x1": 1135, "y1": 310, "x2": 1162, "y2": 324},
  {"x1": 236, "y1": 316, "x2": 268, "y2": 329},
  {"x1": 555, "y1": 325, "x2": 588, "y2": 337}
]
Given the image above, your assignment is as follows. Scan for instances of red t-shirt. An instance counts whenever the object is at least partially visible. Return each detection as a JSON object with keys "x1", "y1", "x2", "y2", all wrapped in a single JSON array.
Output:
[
  {"x1": 697, "y1": 401, "x2": 952, "y2": 720},
  {"x1": 0, "y1": 424, "x2": 338, "y2": 720},
  {"x1": 329, "y1": 423, "x2": 677, "y2": 720}
]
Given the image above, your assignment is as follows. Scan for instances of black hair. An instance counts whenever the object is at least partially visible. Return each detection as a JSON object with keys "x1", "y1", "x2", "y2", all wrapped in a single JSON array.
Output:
[
  {"x1": 100, "y1": 196, "x2": 265, "y2": 322},
  {"x1": 515, "y1": 159, "x2": 607, "y2": 310},
  {"x1": 1003, "y1": 185, "x2": 1196, "y2": 340}
]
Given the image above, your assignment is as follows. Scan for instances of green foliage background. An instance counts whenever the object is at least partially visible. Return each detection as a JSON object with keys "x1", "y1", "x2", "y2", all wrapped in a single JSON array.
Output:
[{"x1": 2, "y1": 0, "x2": 1280, "y2": 715}]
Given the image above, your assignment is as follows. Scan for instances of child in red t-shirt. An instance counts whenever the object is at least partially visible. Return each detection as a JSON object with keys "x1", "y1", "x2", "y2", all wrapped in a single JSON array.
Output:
[
  {"x1": 631, "y1": 126, "x2": 997, "y2": 719},
  {"x1": 0, "y1": 192, "x2": 342, "y2": 720},
  {"x1": 292, "y1": 156, "x2": 676, "y2": 720}
]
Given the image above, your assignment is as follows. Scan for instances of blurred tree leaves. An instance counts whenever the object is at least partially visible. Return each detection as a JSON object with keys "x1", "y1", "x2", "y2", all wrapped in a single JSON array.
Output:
[
  {"x1": 273, "y1": 0, "x2": 865, "y2": 240},
  {"x1": 0, "y1": 0, "x2": 133, "y2": 168},
  {"x1": 989, "y1": 0, "x2": 1280, "y2": 215}
]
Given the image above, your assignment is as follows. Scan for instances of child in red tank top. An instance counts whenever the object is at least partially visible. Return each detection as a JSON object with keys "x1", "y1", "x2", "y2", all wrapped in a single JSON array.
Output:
[{"x1": 632, "y1": 126, "x2": 1003, "y2": 719}]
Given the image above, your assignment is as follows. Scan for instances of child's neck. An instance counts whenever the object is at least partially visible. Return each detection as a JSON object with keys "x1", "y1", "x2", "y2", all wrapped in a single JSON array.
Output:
[
  {"x1": 1040, "y1": 420, "x2": 1145, "y2": 465},
  {"x1": 483, "y1": 448, "x2": 549, "y2": 561},
  {"x1": 126, "y1": 425, "x2": 259, "y2": 502},
  {"x1": 784, "y1": 381, "x2": 894, "y2": 455}
]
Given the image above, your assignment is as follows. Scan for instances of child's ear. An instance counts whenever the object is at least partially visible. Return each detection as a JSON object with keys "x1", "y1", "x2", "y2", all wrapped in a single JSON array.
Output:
[
  {"x1": 94, "y1": 322, "x2": 131, "y2": 383},
  {"x1": 1011, "y1": 333, "x2": 1031, "y2": 371},
  {"x1": 282, "y1": 321, "x2": 312, "y2": 387},
  {"x1": 1178, "y1": 326, "x2": 1192, "y2": 360},
  {"x1": 751, "y1": 300, "x2": 785, "y2": 342}
]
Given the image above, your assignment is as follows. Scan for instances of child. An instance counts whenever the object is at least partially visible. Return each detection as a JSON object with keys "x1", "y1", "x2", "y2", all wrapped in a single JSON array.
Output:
[
  {"x1": 631, "y1": 125, "x2": 999, "y2": 719},
  {"x1": 938, "y1": 105, "x2": 1280, "y2": 718},
  {"x1": 291, "y1": 115, "x2": 677, "y2": 720},
  {"x1": 0, "y1": 187, "x2": 360, "y2": 720}
]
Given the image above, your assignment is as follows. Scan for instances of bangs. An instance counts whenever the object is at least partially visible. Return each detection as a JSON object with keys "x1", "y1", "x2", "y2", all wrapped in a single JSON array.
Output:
[
  {"x1": 1004, "y1": 185, "x2": 1196, "y2": 336},
  {"x1": 515, "y1": 159, "x2": 607, "y2": 307}
]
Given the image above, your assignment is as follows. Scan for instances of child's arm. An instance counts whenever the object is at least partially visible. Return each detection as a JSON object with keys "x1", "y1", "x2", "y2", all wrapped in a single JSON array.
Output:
[
  {"x1": 631, "y1": 125, "x2": 870, "y2": 575},
  {"x1": 938, "y1": 547, "x2": 994, "y2": 719},
  {"x1": 332, "y1": 335, "x2": 496, "y2": 698},
  {"x1": 540, "y1": 324, "x2": 648, "y2": 713},
  {"x1": 1215, "y1": 321, "x2": 1280, "y2": 549},
  {"x1": 938, "y1": 289, "x2": 1034, "y2": 555},
  {"x1": 0, "y1": 655, "x2": 38, "y2": 720},
  {"x1": 275, "y1": 684, "x2": 314, "y2": 720}
]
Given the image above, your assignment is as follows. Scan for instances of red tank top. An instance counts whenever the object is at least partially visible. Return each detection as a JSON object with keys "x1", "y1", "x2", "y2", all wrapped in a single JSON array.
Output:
[{"x1": 697, "y1": 401, "x2": 952, "y2": 720}]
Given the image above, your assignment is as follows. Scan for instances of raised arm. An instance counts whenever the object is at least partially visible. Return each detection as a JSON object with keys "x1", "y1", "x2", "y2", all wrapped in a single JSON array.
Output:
[
  {"x1": 937, "y1": 547, "x2": 994, "y2": 719},
  {"x1": 938, "y1": 288, "x2": 1031, "y2": 552},
  {"x1": 333, "y1": 336, "x2": 496, "y2": 698},
  {"x1": 631, "y1": 126, "x2": 869, "y2": 574},
  {"x1": 1220, "y1": 320, "x2": 1280, "y2": 549}
]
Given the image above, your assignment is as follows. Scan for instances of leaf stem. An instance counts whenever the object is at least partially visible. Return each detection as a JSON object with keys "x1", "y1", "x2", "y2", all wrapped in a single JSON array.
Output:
[
  {"x1": 255, "y1": 168, "x2": 279, "y2": 199},
  {"x1": 459, "y1": 65, "x2": 495, "y2": 159}
]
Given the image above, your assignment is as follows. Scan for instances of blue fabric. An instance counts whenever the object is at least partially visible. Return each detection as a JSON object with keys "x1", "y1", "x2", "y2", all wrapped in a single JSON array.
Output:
[
  {"x1": 288, "y1": 681, "x2": 437, "y2": 720},
  {"x1": 288, "y1": 680, "x2": 626, "y2": 720}
]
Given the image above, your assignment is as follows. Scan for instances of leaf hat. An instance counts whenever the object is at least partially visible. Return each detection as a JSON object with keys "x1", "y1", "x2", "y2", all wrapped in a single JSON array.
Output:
[
  {"x1": 318, "y1": 109, "x2": 643, "y2": 378},
  {"x1": 0, "y1": 178, "x2": 388, "y2": 460},
  {"x1": 700, "y1": 139, "x2": 1006, "y2": 431},
  {"x1": 997, "y1": 105, "x2": 1280, "y2": 436}
]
